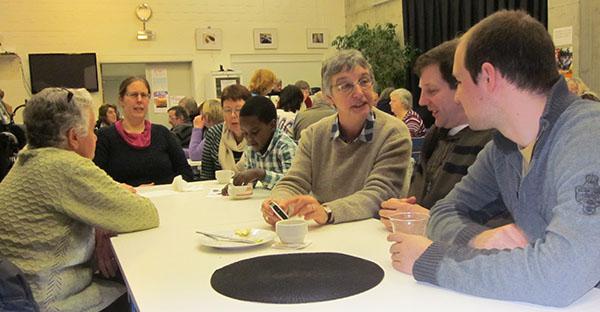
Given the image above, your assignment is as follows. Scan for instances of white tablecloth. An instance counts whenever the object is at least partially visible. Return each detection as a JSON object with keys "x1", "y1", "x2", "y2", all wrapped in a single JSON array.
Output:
[{"x1": 111, "y1": 181, "x2": 600, "y2": 311}]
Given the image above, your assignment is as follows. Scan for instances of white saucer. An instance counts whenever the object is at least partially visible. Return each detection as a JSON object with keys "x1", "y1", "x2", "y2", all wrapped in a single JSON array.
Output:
[{"x1": 271, "y1": 240, "x2": 312, "y2": 250}]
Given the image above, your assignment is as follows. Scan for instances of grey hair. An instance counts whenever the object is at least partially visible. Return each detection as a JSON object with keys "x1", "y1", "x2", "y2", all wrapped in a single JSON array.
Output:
[
  {"x1": 390, "y1": 88, "x2": 413, "y2": 111},
  {"x1": 294, "y1": 80, "x2": 310, "y2": 91},
  {"x1": 321, "y1": 49, "x2": 374, "y2": 97},
  {"x1": 24, "y1": 88, "x2": 93, "y2": 149},
  {"x1": 178, "y1": 96, "x2": 198, "y2": 117}
]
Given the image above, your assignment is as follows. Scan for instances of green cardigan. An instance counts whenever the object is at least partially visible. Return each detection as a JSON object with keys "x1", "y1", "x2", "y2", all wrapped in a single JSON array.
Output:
[{"x1": 0, "y1": 147, "x2": 159, "y2": 312}]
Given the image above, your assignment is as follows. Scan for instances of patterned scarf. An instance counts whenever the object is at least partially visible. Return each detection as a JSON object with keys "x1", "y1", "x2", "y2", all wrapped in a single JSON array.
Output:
[{"x1": 218, "y1": 124, "x2": 246, "y2": 172}]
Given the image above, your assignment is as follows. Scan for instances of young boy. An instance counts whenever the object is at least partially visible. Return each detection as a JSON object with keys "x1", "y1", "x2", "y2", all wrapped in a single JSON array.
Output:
[{"x1": 232, "y1": 96, "x2": 297, "y2": 190}]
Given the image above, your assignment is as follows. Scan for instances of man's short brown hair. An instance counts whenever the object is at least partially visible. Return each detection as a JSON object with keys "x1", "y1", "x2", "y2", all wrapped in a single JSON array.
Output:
[
  {"x1": 464, "y1": 10, "x2": 559, "y2": 93},
  {"x1": 413, "y1": 39, "x2": 459, "y2": 90}
]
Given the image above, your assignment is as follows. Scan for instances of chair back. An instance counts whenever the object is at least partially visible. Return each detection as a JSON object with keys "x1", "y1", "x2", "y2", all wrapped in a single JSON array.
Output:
[
  {"x1": 0, "y1": 258, "x2": 39, "y2": 312},
  {"x1": 411, "y1": 136, "x2": 426, "y2": 162}
]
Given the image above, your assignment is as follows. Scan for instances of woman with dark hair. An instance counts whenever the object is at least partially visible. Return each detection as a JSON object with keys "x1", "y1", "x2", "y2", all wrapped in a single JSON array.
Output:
[
  {"x1": 199, "y1": 84, "x2": 252, "y2": 180},
  {"x1": 294, "y1": 80, "x2": 313, "y2": 109},
  {"x1": 276, "y1": 85, "x2": 303, "y2": 136},
  {"x1": 95, "y1": 103, "x2": 118, "y2": 131},
  {"x1": 94, "y1": 76, "x2": 193, "y2": 186}
]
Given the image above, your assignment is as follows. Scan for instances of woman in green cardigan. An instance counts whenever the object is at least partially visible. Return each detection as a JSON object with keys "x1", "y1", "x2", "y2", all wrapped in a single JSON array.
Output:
[{"x1": 0, "y1": 88, "x2": 159, "y2": 312}]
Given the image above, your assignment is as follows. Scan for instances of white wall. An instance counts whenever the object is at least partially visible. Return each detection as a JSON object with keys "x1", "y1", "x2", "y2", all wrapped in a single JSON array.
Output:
[{"x1": 0, "y1": 0, "x2": 345, "y2": 122}]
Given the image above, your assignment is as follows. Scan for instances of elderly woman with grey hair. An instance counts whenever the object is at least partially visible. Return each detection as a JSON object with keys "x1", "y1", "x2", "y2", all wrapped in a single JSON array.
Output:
[
  {"x1": 0, "y1": 88, "x2": 159, "y2": 312},
  {"x1": 261, "y1": 49, "x2": 412, "y2": 225},
  {"x1": 389, "y1": 88, "x2": 426, "y2": 137}
]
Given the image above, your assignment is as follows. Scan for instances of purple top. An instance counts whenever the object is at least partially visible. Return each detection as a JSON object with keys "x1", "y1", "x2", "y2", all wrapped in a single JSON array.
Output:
[{"x1": 188, "y1": 127, "x2": 206, "y2": 161}]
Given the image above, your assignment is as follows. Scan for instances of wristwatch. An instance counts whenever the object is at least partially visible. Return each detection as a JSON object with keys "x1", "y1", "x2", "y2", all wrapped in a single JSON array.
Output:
[{"x1": 322, "y1": 205, "x2": 334, "y2": 224}]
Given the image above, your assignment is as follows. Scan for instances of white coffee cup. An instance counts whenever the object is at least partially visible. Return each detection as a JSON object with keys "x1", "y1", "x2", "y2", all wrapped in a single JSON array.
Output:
[
  {"x1": 215, "y1": 170, "x2": 234, "y2": 184},
  {"x1": 276, "y1": 219, "x2": 308, "y2": 244}
]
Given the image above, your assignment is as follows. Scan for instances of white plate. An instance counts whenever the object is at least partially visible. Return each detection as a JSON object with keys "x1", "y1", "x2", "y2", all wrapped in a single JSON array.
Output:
[{"x1": 197, "y1": 229, "x2": 276, "y2": 249}]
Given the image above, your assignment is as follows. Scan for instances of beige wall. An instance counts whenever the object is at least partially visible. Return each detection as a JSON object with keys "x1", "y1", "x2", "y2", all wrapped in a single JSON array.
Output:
[
  {"x1": 345, "y1": 0, "x2": 404, "y2": 42},
  {"x1": 0, "y1": 0, "x2": 345, "y2": 122},
  {"x1": 548, "y1": 0, "x2": 582, "y2": 78},
  {"x1": 579, "y1": 0, "x2": 600, "y2": 93},
  {"x1": 548, "y1": 0, "x2": 600, "y2": 93}
]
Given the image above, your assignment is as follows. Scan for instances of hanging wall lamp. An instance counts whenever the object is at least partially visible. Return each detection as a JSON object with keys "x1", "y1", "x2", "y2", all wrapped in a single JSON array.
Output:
[{"x1": 136, "y1": 3, "x2": 155, "y2": 40}]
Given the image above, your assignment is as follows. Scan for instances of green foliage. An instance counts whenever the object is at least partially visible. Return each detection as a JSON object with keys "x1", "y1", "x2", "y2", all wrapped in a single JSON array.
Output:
[{"x1": 331, "y1": 23, "x2": 417, "y2": 92}]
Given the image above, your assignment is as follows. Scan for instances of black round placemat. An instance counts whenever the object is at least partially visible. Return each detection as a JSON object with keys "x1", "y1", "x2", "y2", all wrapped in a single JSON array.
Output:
[{"x1": 210, "y1": 252, "x2": 384, "y2": 304}]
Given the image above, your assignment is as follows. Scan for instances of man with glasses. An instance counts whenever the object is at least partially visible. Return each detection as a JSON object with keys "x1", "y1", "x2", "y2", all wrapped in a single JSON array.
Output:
[
  {"x1": 167, "y1": 106, "x2": 193, "y2": 148},
  {"x1": 260, "y1": 49, "x2": 412, "y2": 225}
]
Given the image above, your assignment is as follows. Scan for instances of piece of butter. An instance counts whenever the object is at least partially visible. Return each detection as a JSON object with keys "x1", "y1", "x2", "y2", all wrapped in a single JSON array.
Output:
[{"x1": 235, "y1": 228, "x2": 250, "y2": 237}]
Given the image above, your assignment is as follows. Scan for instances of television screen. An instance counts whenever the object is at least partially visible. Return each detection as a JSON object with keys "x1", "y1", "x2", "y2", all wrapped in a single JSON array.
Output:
[{"x1": 29, "y1": 53, "x2": 99, "y2": 94}]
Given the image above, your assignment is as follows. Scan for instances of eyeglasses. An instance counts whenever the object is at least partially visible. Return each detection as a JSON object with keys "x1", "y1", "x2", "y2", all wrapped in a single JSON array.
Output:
[
  {"x1": 223, "y1": 108, "x2": 242, "y2": 115},
  {"x1": 333, "y1": 77, "x2": 373, "y2": 95},
  {"x1": 61, "y1": 88, "x2": 73, "y2": 103},
  {"x1": 125, "y1": 92, "x2": 150, "y2": 100}
]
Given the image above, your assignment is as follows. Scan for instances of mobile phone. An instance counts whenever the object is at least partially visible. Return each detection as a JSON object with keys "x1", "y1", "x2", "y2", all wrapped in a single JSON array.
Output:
[{"x1": 269, "y1": 201, "x2": 289, "y2": 220}]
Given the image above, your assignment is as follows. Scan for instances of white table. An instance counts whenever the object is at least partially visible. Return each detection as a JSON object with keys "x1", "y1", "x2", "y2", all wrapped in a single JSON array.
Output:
[{"x1": 112, "y1": 181, "x2": 600, "y2": 311}]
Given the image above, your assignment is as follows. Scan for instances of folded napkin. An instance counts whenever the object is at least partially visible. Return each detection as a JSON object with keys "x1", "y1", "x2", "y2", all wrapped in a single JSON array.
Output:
[{"x1": 172, "y1": 175, "x2": 203, "y2": 192}]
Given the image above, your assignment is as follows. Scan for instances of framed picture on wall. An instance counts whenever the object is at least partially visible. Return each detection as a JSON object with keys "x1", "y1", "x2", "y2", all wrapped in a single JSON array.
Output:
[
  {"x1": 196, "y1": 27, "x2": 223, "y2": 50},
  {"x1": 215, "y1": 77, "x2": 240, "y2": 97},
  {"x1": 306, "y1": 28, "x2": 329, "y2": 49},
  {"x1": 254, "y1": 28, "x2": 278, "y2": 49}
]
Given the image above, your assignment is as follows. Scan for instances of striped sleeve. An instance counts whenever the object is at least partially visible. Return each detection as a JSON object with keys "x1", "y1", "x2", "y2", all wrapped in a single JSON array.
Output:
[
  {"x1": 403, "y1": 110, "x2": 426, "y2": 137},
  {"x1": 199, "y1": 123, "x2": 224, "y2": 180}
]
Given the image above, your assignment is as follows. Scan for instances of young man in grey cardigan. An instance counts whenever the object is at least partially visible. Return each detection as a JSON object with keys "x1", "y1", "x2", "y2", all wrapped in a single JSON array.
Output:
[{"x1": 389, "y1": 10, "x2": 600, "y2": 307}]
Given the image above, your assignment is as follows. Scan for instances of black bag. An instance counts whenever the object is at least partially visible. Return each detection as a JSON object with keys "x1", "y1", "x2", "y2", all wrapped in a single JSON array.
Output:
[{"x1": 0, "y1": 258, "x2": 39, "y2": 312}]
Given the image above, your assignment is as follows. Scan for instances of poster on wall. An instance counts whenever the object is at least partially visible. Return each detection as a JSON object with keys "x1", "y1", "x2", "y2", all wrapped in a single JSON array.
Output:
[
  {"x1": 556, "y1": 47, "x2": 573, "y2": 78},
  {"x1": 169, "y1": 95, "x2": 185, "y2": 108},
  {"x1": 553, "y1": 26, "x2": 573, "y2": 47},
  {"x1": 150, "y1": 66, "x2": 169, "y2": 112}
]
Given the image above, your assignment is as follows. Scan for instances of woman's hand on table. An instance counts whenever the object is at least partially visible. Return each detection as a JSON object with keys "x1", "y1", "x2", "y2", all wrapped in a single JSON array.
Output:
[
  {"x1": 379, "y1": 197, "x2": 428, "y2": 231},
  {"x1": 281, "y1": 195, "x2": 328, "y2": 225},
  {"x1": 261, "y1": 195, "x2": 328, "y2": 225},
  {"x1": 120, "y1": 183, "x2": 137, "y2": 193},
  {"x1": 261, "y1": 198, "x2": 283, "y2": 226}
]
